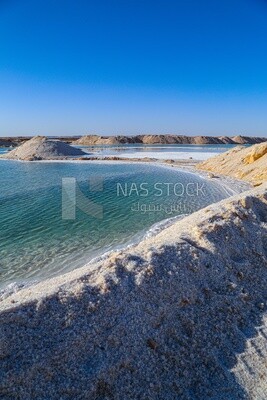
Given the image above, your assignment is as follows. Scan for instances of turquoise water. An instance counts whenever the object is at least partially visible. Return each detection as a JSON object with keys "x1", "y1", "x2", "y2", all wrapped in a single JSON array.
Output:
[
  {"x1": 0, "y1": 148, "x2": 8, "y2": 155},
  {"x1": 0, "y1": 156, "x2": 233, "y2": 288}
]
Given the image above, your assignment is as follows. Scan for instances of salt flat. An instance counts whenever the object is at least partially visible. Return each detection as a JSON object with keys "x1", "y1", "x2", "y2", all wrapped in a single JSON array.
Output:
[{"x1": 109, "y1": 150, "x2": 221, "y2": 160}]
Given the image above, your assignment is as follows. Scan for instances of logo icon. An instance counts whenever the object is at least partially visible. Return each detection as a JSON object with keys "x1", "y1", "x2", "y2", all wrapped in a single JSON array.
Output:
[{"x1": 62, "y1": 176, "x2": 104, "y2": 220}]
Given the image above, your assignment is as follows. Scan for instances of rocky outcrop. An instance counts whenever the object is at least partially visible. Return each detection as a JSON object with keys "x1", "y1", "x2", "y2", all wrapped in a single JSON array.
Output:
[
  {"x1": 197, "y1": 142, "x2": 267, "y2": 186},
  {"x1": 0, "y1": 185, "x2": 267, "y2": 399},
  {"x1": 73, "y1": 134, "x2": 267, "y2": 146},
  {"x1": 1, "y1": 136, "x2": 88, "y2": 160}
]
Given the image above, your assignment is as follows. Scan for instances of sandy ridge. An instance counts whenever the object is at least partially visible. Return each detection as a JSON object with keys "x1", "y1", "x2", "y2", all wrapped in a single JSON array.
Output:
[
  {"x1": 198, "y1": 142, "x2": 267, "y2": 186},
  {"x1": 1, "y1": 184, "x2": 267, "y2": 399}
]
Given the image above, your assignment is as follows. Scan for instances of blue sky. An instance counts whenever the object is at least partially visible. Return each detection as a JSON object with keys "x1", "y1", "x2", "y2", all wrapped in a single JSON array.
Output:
[{"x1": 0, "y1": 0, "x2": 267, "y2": 136}]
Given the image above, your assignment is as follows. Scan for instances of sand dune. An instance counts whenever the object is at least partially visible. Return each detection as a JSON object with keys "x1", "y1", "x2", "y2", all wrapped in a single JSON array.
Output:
[
  {"x1": 198, "y1": 142, "x2": 267, "y2": 186},
  {"x1": 1, "y1": 184, "x2": 267, "y2": 399}
]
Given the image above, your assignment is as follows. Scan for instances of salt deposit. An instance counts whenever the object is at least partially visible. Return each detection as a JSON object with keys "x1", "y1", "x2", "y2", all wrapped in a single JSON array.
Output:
[
  {"x1": 1, "y1": 136, "x2": 88, "y2": 160},
  {"x1": 109, "y1": 150, "x2": 220, "y2": 161},
  {"x1": 1, "y1": 184, "x2": 267, "y2": 399}
]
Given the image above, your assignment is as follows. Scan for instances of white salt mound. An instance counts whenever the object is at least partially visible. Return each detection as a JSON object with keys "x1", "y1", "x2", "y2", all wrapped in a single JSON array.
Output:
[
  {"x1": 1, "y1": 136, "x2": 87, "y2": 160},
  {"x1": 0, "y1": 184, "x2": 267, "y2": 399}
]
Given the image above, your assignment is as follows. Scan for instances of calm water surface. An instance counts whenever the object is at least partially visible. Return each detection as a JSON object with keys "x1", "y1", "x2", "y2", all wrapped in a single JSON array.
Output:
[{"x1": 0, "y1": 150, "x2": 235, "y2": 288}]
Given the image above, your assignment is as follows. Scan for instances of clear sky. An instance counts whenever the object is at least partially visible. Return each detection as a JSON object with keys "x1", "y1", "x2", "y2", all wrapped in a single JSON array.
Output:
[{"x1": 0, "y1": 0, "x2": 267, "y2": 137}]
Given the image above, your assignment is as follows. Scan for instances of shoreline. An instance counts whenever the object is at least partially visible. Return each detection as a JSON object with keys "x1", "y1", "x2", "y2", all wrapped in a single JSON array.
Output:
[
  {"x1": 0, "y1": 148, "x2": 266, "y2": 398},
  {"x1": 0, "y1": 159, "x2": 251, "y2": 299},
  {"x1": 0, "y1": 182, "x2": 263, "y2": 309},
  {"x1": 0, "y1": 184, "x2": 266, "y2": 399}
]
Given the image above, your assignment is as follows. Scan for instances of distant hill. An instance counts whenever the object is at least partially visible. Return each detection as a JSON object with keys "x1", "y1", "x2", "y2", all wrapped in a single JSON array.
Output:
[
  {"x1": 1, "y1": 134, "x2": 266, "y2": 148},
  {"x1": 0, "y1": 138, "x2": 17, "y2": 147},
  {"x1": 73, "y1": 134, "x2": 267, "y2": 146}
]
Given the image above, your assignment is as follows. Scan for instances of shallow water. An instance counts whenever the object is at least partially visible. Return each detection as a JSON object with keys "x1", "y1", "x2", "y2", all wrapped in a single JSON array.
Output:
[
  {"x1": 0, "y1": 158, "x2": 238, "y2": 288},
  {"x1": 76, "y1": 143, "x2": 239, "y2": 160}
]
